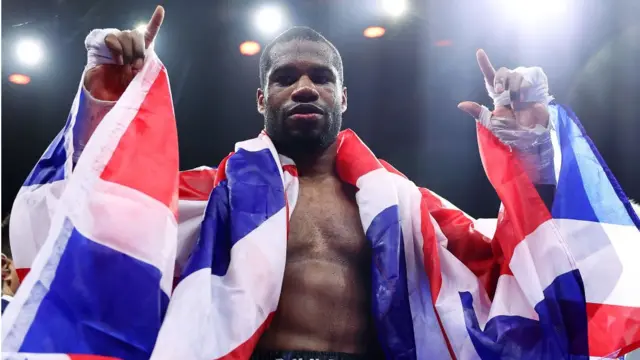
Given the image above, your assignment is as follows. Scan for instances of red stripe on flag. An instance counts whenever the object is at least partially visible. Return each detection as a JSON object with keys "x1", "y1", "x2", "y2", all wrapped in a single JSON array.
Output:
[
  {"x1": 381, "y1": 155, "x2": 501, "y2": 298},
  {"x1": 421, "y1": 187, "x2": 500, "y2": 298},
  {"x1": 420, "y1": 188, "x2": 445, "y2": 212},
  {"x1": 491, "y1": 211, "x2": 515, "y2": 277},
  {"x1": 379, "y1": 159, "x2": 407, "y2": 179},
  {"x1": 100, "y1": 68, "x2": 179, "y2": 217},
  {"x1": 335, "y1": 129, "x2": 383, "y2": 187},
  {"x1": 69, "y1": 355, "x2": 121, "y2": 360},
  {"x1": 476, "y1": 124, "x2": 551, "y2": 266},
  {"x1": 586, "y1": 302, "x2": 640, "y2": 357},
  {"x1": 214, "y1": 153, "x2": 232, "y2": 187},
  {"x1": 419, "y1": 188, "x2": 443, "y2": 300},
  {"x1": 179, "y1": 168, "x2": 217, "y2": 201},
  {"x1": 16, "y1": 267, "x2": 30, "y2": 282},
  {"x1": 418, "y1": 188, "x2": 455, "y2": 358},
  {"x1": 218, "y1": 312, "x2": 276, "y2": 360},
  {"x1": 283, "y1": 164, "x2": 298, "y2": 177}
]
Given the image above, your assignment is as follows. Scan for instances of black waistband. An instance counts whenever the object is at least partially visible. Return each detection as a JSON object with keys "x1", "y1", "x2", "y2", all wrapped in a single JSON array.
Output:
[{"x1": 250, "y1": 350, "x2": 365, "y2": 360}]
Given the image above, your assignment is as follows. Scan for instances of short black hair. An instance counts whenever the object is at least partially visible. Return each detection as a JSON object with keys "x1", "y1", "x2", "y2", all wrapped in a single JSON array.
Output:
[{"x1": 259, "y1": 26, "x2": 344, "y2": 88}]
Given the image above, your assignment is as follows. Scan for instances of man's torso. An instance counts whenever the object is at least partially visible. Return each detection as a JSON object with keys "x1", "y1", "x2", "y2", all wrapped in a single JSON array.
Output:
[{"x1": 256, "y1": 175, "x2": 374, "y2": 355}]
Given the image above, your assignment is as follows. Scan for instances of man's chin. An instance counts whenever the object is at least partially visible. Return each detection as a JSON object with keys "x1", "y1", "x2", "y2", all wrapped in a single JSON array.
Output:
[
  {"x1": 284, "y1": 132, "x2": 325, "y2": 148},
  {"x1": 286, "y1": 127, "x2": 324, "y2": 140},
  {"x1": 279, "y1": 129, "x2": 336, "y2": 154}
]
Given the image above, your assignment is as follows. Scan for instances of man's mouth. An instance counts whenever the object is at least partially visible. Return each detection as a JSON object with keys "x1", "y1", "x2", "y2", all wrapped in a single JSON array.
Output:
[{"x1": 286, "y1": 104, "x2": 324, "y2": 121}]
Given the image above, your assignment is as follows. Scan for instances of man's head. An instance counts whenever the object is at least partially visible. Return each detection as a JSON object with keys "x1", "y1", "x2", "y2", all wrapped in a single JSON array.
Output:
[
  {"x1": 257, "y1": 27, "x2": 347, "y2": 155},
  {"x1": 1, "y1": 253, "x2": 19, "y2": 296},
  {"x1": 1, "y1": 215, "x2": 18, "y2": 297}
]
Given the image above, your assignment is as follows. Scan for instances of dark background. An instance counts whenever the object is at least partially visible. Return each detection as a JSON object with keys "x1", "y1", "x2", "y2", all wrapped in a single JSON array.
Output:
[{"x1": 2, "y1": 0, "x2": 639, "y2": 219}]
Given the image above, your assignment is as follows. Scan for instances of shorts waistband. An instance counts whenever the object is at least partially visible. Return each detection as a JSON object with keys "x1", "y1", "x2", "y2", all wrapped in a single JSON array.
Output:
[{"x1": 250, "y1": 350, "x2": 366, "y2": 360}]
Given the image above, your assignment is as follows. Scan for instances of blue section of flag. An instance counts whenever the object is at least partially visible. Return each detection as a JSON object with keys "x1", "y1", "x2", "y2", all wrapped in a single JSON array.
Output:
[
  {"x1": 23, "y1": 127, "x2": 68, "y2": 187},
  {"x1": 552, "y1": 104, "x2": 640, "y2": 228},
  {"x1": 560, "y1": 104, "x2": 640, "y2": 229},
  {"x1": 23, "y1": 88, "x2": 97, "y2": 188},
  {"x1": 462, "y1": 270, "x2": 588, "y2": 359},
  {"x1": 182, "y1": 180, "x2": 231, "y2": 278},
  {"x1": 182, "y1": 147, "x2": 287, "y2": 279},
  {"x1": 226, "y1": 148, "x2": 286, "y2": 244},
  {"x1": 535, "y1": 269, "x2": 589, "y2": 357},
  {"x1": 368, "y1": 205, "x2": 417, "y2": 360},
  {"x1": 19, "y1": 220, "x2": 169, "y2": 360}
]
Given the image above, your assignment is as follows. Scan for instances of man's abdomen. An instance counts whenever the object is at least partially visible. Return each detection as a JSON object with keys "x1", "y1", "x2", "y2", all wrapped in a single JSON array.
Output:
[{"x1": 256, "y1": 259, "x2": 372, "y2": 354}]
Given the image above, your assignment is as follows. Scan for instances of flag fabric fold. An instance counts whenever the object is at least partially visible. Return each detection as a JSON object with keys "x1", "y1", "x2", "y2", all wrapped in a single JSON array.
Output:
[
  {"x1": 3, "y1": 53, "x2": 640, "y2": 360},
  {"x1": 3, "y1": 51, "x2": 179, "y2": 360}
]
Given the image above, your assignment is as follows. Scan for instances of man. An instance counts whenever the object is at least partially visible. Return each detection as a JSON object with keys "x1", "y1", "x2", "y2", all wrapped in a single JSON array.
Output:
[
  {"x1": 1, "y1": 215, "x2": 19, "y2": 315},
  {"x1": 87, "y1": 10, "x2": 379, "y2": 359},
  {"x1": 1, "y1": 254, "x2": 20, "y2": 315},
  {"x1": 4, "y1": 5, "x2": 640, "y2": 360},
  {"x1": 84, "y1": 7, "x2": 540, "y2": 358}
]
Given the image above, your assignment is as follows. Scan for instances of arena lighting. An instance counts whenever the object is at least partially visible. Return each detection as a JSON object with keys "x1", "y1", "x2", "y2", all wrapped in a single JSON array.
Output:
[
  {"x1": 8, "y1": 74, "x2": 31, "y2": 85},
  {"x1": 380, "y1": 0, "x2": 408, "y2": 17},
  {"x1": 254, "y1": 5, "x2": 285, "y2": 35},
  {"x1": 239, "y1": 41, "x2": 261, "y2": 56},
  {"x1": 16, "y1": 39, "x2": 43, "y2": 66},
  {"x1": 435, "y1": 39, "x2": 453, "y2": 47},
  {"x1": 363, "y1": 26, "x2": 386, "y2": 39},
  {"x1": 133, "y1": 23, "x2": 159, "y2": 50},
  {"x1": 498, "y1": 0, "x2": 569, "y2": 23}
]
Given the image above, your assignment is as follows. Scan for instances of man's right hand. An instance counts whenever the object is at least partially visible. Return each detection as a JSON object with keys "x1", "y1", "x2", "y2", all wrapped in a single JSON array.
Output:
[{"x1": 84, "y1": 6, "x2": 165, "y2": 101}]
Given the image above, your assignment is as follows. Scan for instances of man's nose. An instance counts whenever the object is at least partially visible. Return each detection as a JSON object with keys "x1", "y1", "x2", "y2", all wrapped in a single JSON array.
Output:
[{"x1": 291, "y1": 76, "x2": 319, "y2": 103}]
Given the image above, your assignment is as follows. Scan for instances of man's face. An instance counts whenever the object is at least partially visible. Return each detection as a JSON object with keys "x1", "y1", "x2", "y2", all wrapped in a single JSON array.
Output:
[
  {"x1": 1, "y1": 254, "x2": 19, "y2": 296},
  {"x1": 257, "y1": 40, "x2": 347, "y2": 154}
]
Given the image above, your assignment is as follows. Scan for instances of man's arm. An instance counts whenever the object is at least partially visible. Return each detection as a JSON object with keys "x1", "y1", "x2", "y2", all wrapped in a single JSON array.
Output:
[
  {"x1": 74, "y1": 7, "x2": 164, "y2": 162},
  {"x1": 9, "y1": 7, "x2": 211, "y2": 282},
  {"x1": 3, "y1": 11, "x2": 181, "y2": 355},
  {"x1": 458, "y1": 52, "x2": 559, "y2": 210}
]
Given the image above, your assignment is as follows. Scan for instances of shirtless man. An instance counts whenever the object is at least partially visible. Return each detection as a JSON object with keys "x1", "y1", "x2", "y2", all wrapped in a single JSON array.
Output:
[
  {"x1": 87, "y1": 8, "x2": 376, "y2": 360},
  {"x1": 77, "y1": 6, "x2": 555, "y2": 360}
]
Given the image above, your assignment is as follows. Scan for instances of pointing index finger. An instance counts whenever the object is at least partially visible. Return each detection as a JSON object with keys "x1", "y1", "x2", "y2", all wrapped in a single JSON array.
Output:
[
  {"x1": 145, "y1": 5, "x2": 165, "y2": 48},
  {"x1": 476, "y1": 49, "x2": 496, "y2": 86}
]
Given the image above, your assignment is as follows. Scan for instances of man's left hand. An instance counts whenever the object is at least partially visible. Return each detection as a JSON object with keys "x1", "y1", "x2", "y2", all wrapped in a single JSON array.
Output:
[
  {"x1": 457, "y1": 50, "x2": 557, "y2": 185},
  {"x1": 458, "y1": 49, "x2": 550, "y2": 130}
]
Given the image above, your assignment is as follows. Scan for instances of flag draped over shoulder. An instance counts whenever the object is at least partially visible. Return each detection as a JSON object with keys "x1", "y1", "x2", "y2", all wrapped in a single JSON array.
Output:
[
  {"x1": 3, "y1": 52, "x2": 180, "y2": 360},
  {"x1": 3, "y1": 53, "x2": 640, "y2": 360}
]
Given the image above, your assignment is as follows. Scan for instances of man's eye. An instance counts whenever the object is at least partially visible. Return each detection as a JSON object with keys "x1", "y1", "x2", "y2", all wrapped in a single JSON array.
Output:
[
  {"x1": 276, "y1": 75, "x2": 297, "y2": 86},
  {"x1": 312, "y1": 74, "x2": 330, "y2": 84}
]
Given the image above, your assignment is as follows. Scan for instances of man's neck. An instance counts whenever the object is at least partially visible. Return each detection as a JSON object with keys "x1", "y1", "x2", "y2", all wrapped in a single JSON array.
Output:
[{"x1": 284, "y1": 141, "x2": 338, "y2": 180}]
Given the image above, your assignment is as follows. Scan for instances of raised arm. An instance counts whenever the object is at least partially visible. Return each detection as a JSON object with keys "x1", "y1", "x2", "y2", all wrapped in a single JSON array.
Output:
[{"x1": 74, "y1": 6, "x2": 165, "y2": 163}]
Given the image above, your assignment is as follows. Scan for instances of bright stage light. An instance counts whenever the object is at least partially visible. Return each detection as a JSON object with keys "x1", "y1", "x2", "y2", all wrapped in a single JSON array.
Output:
[
  {"x1": 16, "y1": 39, "x2": 43, "y2": 66},
  {"x1": 254, "y1": 5, "x2": 285, "y2": 35},
  {"x1": 240, "y1": 41, "x2": 261, "y2": 56},
  {"x1": 381, "y1": 0, "x2": 408, "y2": 17},
  {"x1": 8, "y1": 74, "x2": 31, "y2": 85},
  {"x1": 498, "y1": 0, "x2": 569, "y2": 23},
  {"x1": 364, "y1": 26, "x2": 386, "y2": 38},
  {"x1": 435, "y1": 39, "x2": 453, "y2": 47},
  {"x1": 133, "y1": 23, "x2": 159, "y2": 50}
]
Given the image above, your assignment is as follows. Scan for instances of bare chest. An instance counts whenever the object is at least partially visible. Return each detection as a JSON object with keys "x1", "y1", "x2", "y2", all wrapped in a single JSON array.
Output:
[
  {"x1": 287, "y1": 178, "x2": 369, "y2": 264},
  {"x1": 256, "y1": 177, "x2": 373, "y2": 352}
]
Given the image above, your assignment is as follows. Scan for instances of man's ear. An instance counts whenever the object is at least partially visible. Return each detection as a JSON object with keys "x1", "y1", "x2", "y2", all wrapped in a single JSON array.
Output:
[
  {"x1": 257, "y1": 88, "x2": 265, "y2": 114},
  {"x1": 341, "y1": 87, "x2": 348, "y2": 113}
]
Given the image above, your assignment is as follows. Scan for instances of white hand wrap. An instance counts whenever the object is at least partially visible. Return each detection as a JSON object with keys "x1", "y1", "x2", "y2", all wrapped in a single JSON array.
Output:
[
  {"x1": 85, "y1": 28, "x2": 150, "y2": 70},
  {"x1": 85, "y1": 28, "x2": 121, "y2": 70},
  {"x1": 477, "y1": 107, "x2": 556, "y2": 185},
  {"x1": 485, "y1": 66, "x2": 555, "y2": 107}
]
